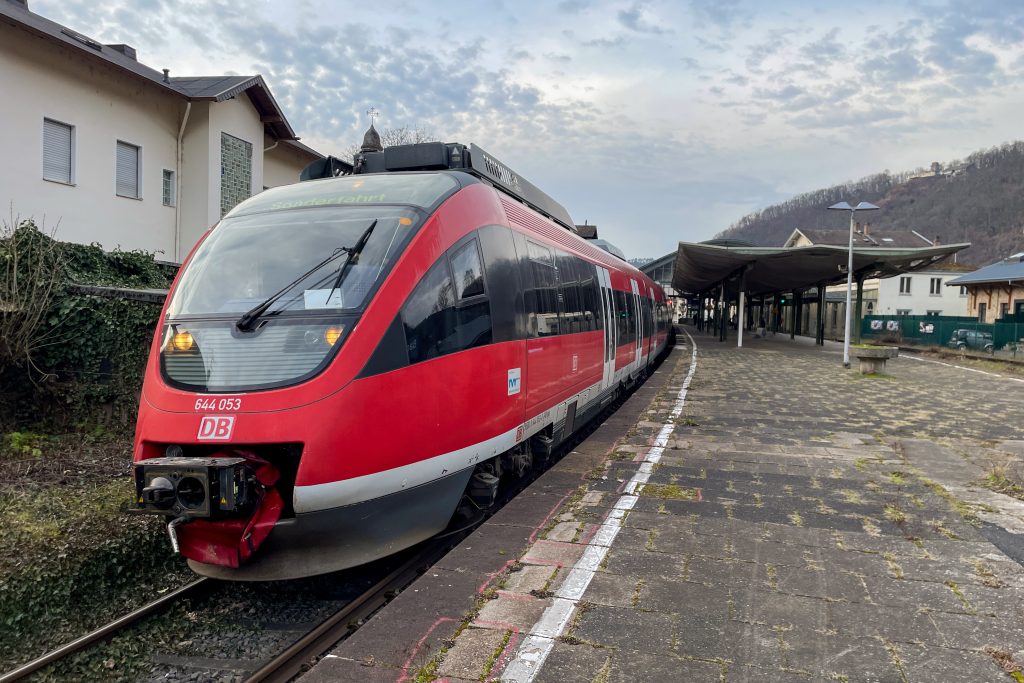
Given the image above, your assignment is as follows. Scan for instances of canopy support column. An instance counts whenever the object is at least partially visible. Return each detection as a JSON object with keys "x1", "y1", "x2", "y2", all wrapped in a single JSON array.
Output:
[
  {"x1": 719, "y1": 281, "x2": 727, "y2": 342},
  {"x1": 816, "y1": 284, "x2": 825, "y2": 346},
  {"x1": 795, "y1": 291, "x2": 803, "y2": 338},
  {"x1": 854, "y1": 277, "x2": 864, "y2": 344},
  {"x1": 790, "y1": 291, "x2": 796, "y2": 340},
  {"x1": 738, "y1": 290, "x2": 745, "y2": 347}
]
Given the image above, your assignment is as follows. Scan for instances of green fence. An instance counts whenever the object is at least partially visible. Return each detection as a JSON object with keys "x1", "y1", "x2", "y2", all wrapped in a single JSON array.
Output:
[{"x1": 861, "y1": 315, "x2": 1024, "y2": 354}]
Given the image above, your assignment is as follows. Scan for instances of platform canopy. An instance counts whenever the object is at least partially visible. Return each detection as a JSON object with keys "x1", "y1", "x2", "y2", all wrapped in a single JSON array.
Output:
[{"x1": 672, "y1": 241, "x2": 970, "y2": 296}]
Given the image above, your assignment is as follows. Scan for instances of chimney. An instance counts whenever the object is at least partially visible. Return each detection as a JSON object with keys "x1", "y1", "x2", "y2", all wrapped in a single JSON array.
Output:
[
  {"x1": 106, "y1": 43, "x2": 137, "y2": 60},
  {"x1": 162, "y1": 68, "x2": 170, "y2": 83},
  {"x1": 854, "y1": 221, "x2": 861, "y2": 234},
  {"x1": 934, "y1": 235, "x2": 941, "y2": 245},
  {"x1": 863, "y1": 223, "x2": 870, "y2": 236}
]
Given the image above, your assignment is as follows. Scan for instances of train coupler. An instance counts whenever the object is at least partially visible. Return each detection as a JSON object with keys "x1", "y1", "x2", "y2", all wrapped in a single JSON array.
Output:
[
  {"x1": 133, "y1": 450, "x2": 284, "y2": 568},
  {"x1": 134, "y1": 456, "x2": 256, "y2": 519}
]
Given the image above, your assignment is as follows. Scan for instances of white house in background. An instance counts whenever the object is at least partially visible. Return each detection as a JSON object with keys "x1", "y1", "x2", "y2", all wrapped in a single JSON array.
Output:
[
  {"x1": 0, "y1": 0, "x2": 325, "y2": 262},
  {"x1": 875, "y1": 267, "x2": 971, "y2": 317}
]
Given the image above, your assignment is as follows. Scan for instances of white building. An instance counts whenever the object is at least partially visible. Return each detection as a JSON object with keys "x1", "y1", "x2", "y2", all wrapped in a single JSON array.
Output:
[
  {"x1": 876, "y1": 268, "x2": 970, "y2": 317},
  {"x1": 0, "y1": 0, "x2": 324, "y2": 262}
]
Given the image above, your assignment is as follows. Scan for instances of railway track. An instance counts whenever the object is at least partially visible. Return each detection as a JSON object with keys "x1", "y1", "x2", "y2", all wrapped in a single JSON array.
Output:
[{"x1": 0, "y1": 344, "x2": 674, "y2": 683}]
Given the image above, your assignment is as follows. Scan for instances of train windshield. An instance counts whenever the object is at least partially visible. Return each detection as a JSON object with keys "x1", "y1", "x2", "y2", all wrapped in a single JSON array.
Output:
[
  {"x1": 161, "y1": 204, "x2": 427, "y2": 392},
  {"x1": 167, "y1": 205, "x2": 422, "y2": 318}
]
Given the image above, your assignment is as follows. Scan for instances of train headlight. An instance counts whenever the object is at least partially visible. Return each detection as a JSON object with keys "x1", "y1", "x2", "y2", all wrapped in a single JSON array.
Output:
[
  {"x1": 324, "y1": 326, "x2": 344, "y2": 346},
  {"x1": 171, "y1": 331, "x2": 194, "y2": 351}
]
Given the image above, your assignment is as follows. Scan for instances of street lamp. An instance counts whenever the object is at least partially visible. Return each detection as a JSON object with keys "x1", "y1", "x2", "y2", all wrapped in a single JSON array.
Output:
[{"x1": 828, "y1": 201, "x2": 880, "y2": 368}]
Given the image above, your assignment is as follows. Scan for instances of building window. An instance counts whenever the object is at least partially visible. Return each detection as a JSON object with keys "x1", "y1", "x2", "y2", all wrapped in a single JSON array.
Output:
[
  {"x1": 1000, "y1": 303, "x2": 1009, "y2": 319},
  {"x1": 959, "y1": 286, "x2": 968, "y2": 296},
  {"x1": 116, "y1": 140, "x2": 141, "y2": 199},
  {"x1": 978, "y1": 302, "x2": 987, "y2": 323},
  {"x1": 162, "y1": 169, "x2": 176, "y2": 206},
  {"x1": 899, "y1": 276, "x2": 911, "y2": 294},
  {"x1": 896, "y1": 309, "x2": 911, "y2": 316},
  {"x1": 929, "y1": 277, "x2": 942, "y2": 295},
  {"x1": 43, "y1": 118, "x2": 74, "y2": 184},
  {"x1": 926, "y1": 310, "x2": 941, "y2": 316}
]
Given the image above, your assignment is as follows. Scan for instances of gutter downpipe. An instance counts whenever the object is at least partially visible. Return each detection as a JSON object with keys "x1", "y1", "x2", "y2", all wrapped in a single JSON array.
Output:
[{"x1": 174, "y1": 101, "x2": 192, "y2": 263}]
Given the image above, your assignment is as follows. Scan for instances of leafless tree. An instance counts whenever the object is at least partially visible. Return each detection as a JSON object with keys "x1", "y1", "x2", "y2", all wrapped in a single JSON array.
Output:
[{"x1": 0, "y1": 212, "x2": 67, "y2": 378}]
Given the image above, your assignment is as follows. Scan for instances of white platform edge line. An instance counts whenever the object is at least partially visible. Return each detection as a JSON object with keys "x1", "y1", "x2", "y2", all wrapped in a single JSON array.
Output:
[
  {"x1": 902, "y1": 353, "x2": 1024, "y2": 383},
  {"x1": 500, "y1": 332, "x2": 698, "y2": 683}
]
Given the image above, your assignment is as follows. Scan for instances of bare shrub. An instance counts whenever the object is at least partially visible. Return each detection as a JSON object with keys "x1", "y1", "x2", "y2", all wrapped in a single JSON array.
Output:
[{"x1": 0, "y1": 213, "x2": 67, "y2": 377}]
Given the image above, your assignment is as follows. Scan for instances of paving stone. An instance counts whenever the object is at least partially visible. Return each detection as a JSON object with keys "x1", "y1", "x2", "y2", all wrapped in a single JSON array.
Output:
[
  {"x1": 298, "y1": 657, "x2": 404, "y2": 683},
  {"x1": 896, "y1": 642, "x2": 1008, "y2": 682},
  {"x1": 574, "y1": 604, "x2": 677, "y2": 655},
  {"x1": 474, "y1": 591, "x2": 550, "y2": 631},
  {"x1": 609, "y1": 648, "x2": 722, "y2": 682},
  {"x1": 862, "y1": 576, "x2": 968, "y2": 613},
  {"x1": 780, "y1": 634, "x2": 902, "y2": 681},
  {"x1": 826, "y1": 601, "x2": 944, "y2": 645},
  {"x1": 502, "y1": 564, "x2": 560, "y2": 594},
  {"x1": 731, "y1": 590, "x2": 829, "y2": 633},
  {"x1": 638, "y1": 577, "x2": 731, "y2": 627},
  {"x1": 582, "y1": 571, "x2": 642, "y2": 609},
  {"x1": 930, "y1": 611, "x2": 1024, "y2": 651},
  {"x1": 531, "y1": 641, "x2": 610, "y2": 683},
  {"x1": 437, "y1": 627, "x2": 509, "y2": 680},
  {"x1": 522, "y1": 539, "x2": 586, "y2": 568},
  {"x1": 772, "y1": 564, "x2": 871, "y2": 602}
]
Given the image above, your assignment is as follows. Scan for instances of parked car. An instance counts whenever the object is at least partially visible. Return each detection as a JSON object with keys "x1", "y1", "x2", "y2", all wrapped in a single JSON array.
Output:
[{"x1": 947, "y1": 329, "x2": 994, "y2": 351}]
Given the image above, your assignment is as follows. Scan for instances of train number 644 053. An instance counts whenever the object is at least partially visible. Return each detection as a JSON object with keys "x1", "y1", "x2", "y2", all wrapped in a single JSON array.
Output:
[{"x1": 194, "y1": 397, "x2": 242, "y2": 412}]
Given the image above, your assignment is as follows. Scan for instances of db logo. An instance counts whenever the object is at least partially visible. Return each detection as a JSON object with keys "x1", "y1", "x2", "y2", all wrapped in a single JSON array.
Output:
[{"x1": 197, "y1": 415, "x2": 234, "y2": 440}]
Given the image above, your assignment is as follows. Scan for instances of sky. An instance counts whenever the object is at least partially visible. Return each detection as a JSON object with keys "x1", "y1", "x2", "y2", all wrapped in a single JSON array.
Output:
[{"x1": 34, "y1": 0, "x2": 1024, "y2": 260}]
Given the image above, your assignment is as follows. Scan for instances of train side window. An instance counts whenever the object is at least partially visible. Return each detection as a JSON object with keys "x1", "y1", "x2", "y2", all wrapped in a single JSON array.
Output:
[
  {"x1": 557, "y1": 251, "x2": 582, "y2": 334},
  {"x1": 403, "y1": 260, "x2": 457, "y2": 364},
  {"x1": 613, "y1": 289, "x2": 628, "y2": 344},
  {"x1": 526, "y1": 240, "x2": 559, "y2": 337},
  {"x1": 451, "y1": 239, "x2": 485, "y2": 300},
  {"x1": 580, "y1": 261, "x2": 601, "y2": 332}
]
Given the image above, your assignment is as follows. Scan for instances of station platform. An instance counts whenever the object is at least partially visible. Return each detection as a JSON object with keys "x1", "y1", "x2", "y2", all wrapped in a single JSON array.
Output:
[{"x1": 302, "y1": 329, "x2": 1024, "y2": 683}]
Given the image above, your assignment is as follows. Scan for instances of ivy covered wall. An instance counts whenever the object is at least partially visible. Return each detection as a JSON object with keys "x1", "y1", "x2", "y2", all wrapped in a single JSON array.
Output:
[{"x1": 0, "y1": 221, "x2": 176, "y2": 430}]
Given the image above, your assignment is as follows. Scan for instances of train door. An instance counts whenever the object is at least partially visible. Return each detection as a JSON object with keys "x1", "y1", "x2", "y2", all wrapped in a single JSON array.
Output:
[
  {"x1": 646, "y1": 288, "x2": 656, "y2": 366},
  {"x1": 630, "y1": 279, "x2": 642, "y2": 376},
  {"x1": 597, "y1": 266, "x2": 616, "y2": 392}
]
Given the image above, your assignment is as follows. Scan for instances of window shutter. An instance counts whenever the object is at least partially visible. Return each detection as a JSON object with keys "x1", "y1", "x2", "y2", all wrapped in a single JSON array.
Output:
[
  {"x1": 43, "y1": 119, "x2": 72, "y2": 183},
  {"x1": 116, "y1": 141, "x2": 139, "y2": 197}
]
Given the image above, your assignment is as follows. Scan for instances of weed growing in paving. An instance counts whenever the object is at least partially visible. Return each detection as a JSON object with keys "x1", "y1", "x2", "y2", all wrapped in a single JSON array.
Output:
[{"x1": 639, "y1": 483, "x2": 700, "y2": 501}]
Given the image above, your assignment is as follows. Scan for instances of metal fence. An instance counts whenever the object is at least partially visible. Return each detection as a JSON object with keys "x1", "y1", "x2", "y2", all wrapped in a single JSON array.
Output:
[{"x1": 861, "y1": 315, "x2": 1024, "y2": 357}]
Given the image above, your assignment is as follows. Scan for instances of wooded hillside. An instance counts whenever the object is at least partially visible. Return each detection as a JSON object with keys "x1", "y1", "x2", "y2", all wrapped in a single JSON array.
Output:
[{"x1": 715, "y1": 141, "x2": 1024, "y2": 266}]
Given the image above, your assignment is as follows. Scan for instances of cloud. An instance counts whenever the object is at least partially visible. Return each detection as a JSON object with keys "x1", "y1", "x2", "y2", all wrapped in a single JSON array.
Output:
[
  {"x1": 688, "y1": 0, "x2": 746, "y2": 31},
  {"x1": 617, "y1": 2, "x2": 672, "y2": 35},
  {"x1": 556, "y1": 0, "x2": 590, "y2": 13}
]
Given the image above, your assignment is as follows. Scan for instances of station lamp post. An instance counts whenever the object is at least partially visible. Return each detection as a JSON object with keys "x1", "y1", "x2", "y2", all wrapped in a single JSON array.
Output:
[{"x1": 828, "y1": 201, "x2": 880, "y2": 368}]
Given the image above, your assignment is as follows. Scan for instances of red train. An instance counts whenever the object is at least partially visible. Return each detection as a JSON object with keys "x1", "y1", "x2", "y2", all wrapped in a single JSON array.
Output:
[{"x1": 132, "y1": 136, "x2": 671, "y2": 579}]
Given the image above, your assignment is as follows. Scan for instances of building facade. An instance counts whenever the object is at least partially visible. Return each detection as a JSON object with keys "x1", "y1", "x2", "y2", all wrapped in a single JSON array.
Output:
[
  {"x1": 948, "y1": 254, "x2": 1024, "y2": 323},
  {"x1": 875, "y1": 268, "x2": 970, "y2": 317},
  {"x1": 0, "y1": 0, "x2": 323, "y2": 262}
]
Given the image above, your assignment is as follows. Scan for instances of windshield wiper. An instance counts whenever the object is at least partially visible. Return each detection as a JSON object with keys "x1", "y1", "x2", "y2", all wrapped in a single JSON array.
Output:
[
  {"x1": 235, "y1": 247, "x2": 350, "y2": 332},
  {"x1": 324, "y1": 219, "x2": 378, "y2": 306},
  {"x1": 234, "y1": 219, "x2": 378, "y2": 332}
]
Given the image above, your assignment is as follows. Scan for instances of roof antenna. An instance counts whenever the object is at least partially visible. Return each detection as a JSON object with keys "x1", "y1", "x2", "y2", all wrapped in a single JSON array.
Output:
[{"x1": 360, "y1": 107, "x2": 382, "y2": 153}]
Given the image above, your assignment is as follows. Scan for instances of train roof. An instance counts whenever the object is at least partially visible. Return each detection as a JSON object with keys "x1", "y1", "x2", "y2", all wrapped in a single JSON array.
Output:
[{"x1": 301, "y1": 130, "x2": 576, "y2": 234}]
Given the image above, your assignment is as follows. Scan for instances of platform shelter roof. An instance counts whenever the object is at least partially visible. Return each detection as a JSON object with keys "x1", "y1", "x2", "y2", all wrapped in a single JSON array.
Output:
[{"x1": 672, "y1": 241, "x2": 970, "y2": 296}]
